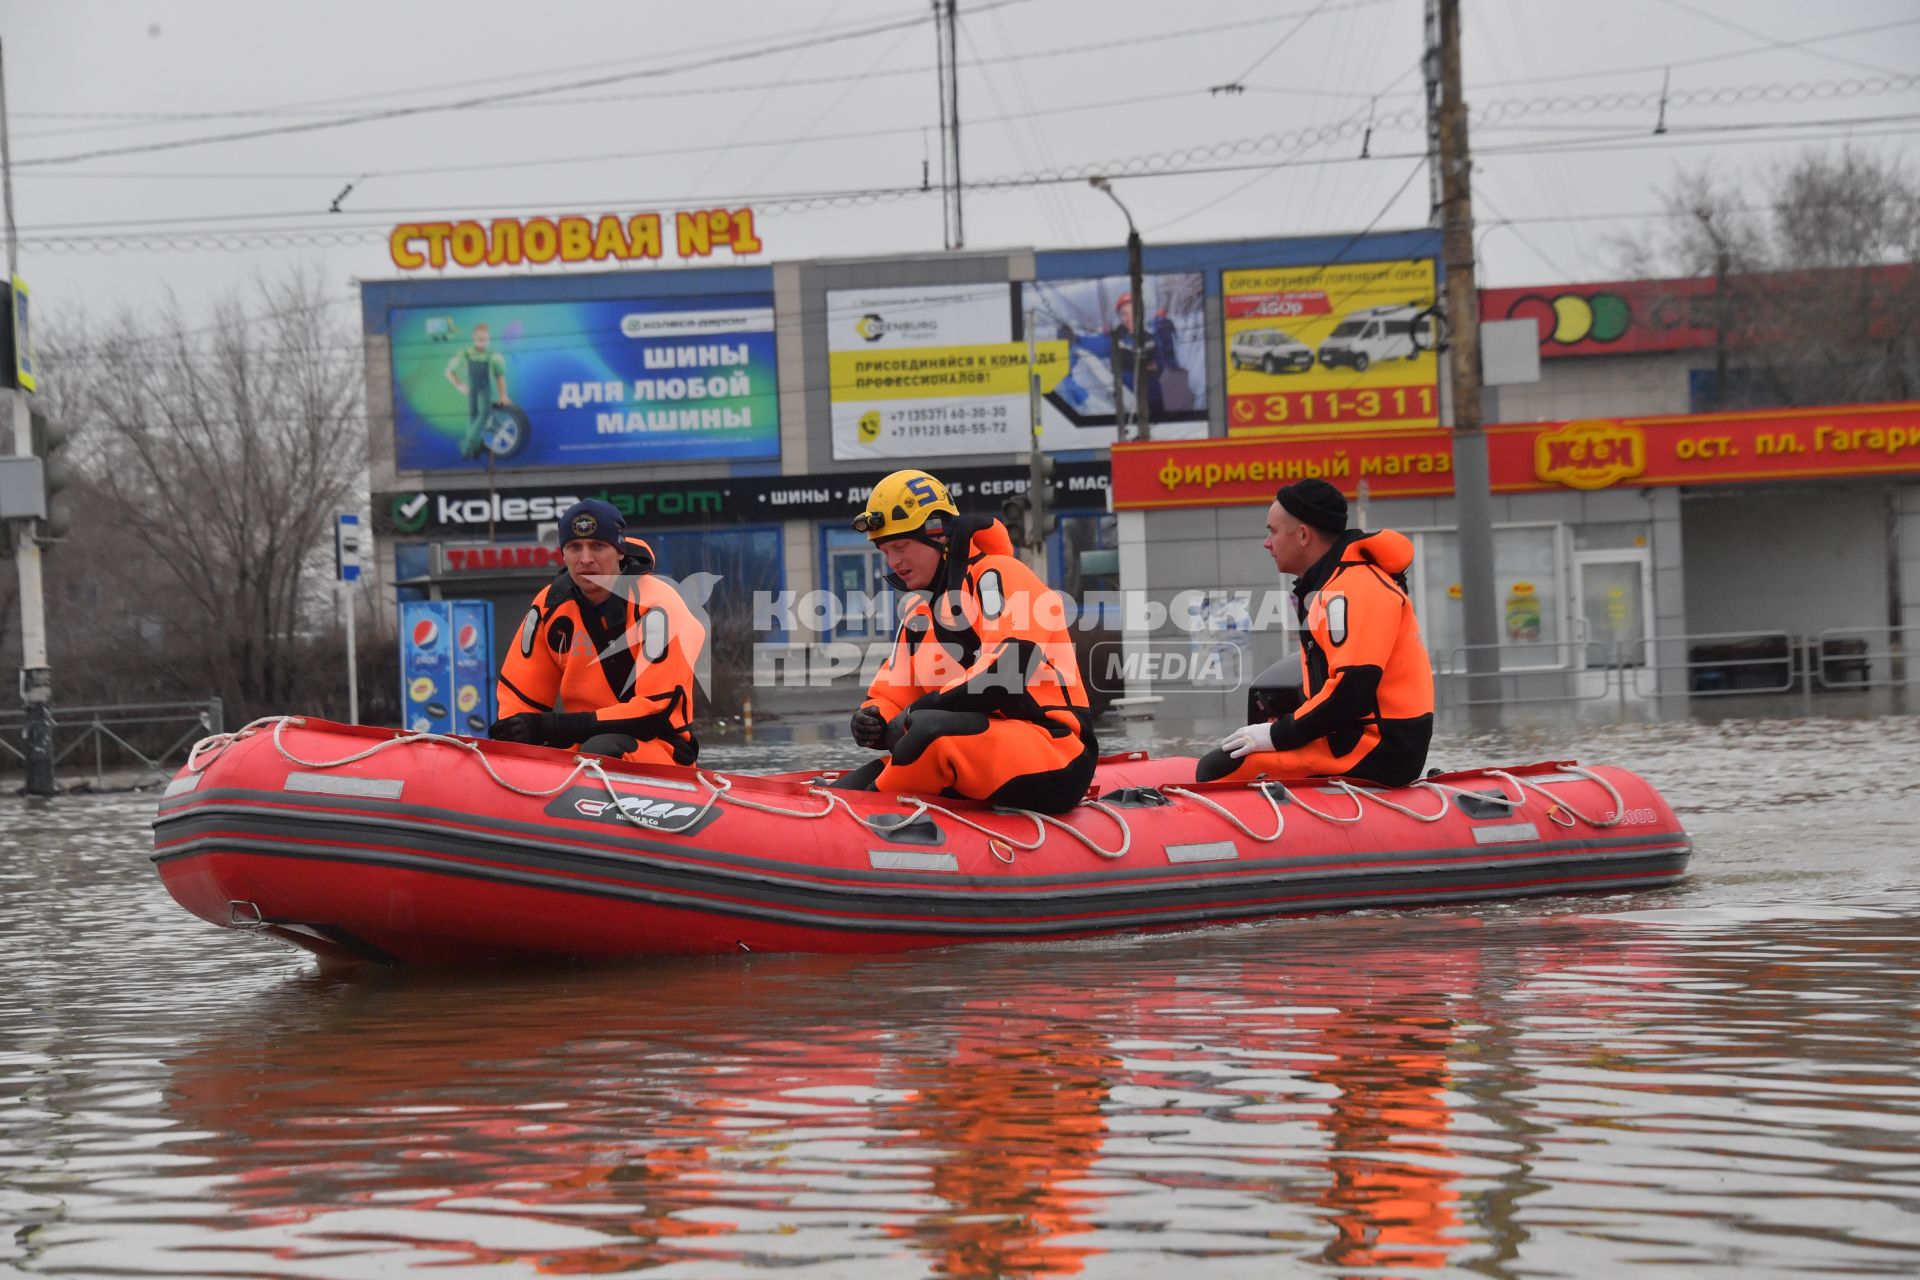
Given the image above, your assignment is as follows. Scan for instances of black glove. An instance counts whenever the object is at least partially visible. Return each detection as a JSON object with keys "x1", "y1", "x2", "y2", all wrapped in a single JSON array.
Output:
[
  {"x1": 488, "y1": 711, "x2": 596, "y2": 747},
  {"x1": 489, "y1": 712, "x2": 543, "y2": 744},
  {"x1": 850, "y1": 706, "x2": 892, "y2": 750}
]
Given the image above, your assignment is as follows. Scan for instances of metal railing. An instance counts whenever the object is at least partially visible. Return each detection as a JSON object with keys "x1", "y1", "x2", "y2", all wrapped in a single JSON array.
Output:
[
  {"x1": 0, "y1": 699, "x2": 224, "y2": 784},
  {"x1": 1814, "y1": 626, "x2": 1915, "y2": 690},
  {"x1": 1630, "y1": 629, "x2": 1797, "y2": 699},
  {"x1": 1431, "y1": 624, "x2": 1911, "y2": 709},
  {"x1": 1435, "y1": 639, "x2": 1621, "y2": 707}
]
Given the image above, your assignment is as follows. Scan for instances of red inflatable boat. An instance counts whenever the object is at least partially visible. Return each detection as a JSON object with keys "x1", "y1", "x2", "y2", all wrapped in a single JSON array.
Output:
[{"x1": 151, "y1": 717, "x2": 1691, "y2": 965}]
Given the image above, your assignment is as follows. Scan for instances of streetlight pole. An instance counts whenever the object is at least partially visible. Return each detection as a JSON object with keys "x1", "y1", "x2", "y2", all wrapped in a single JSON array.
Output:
[{"x1": 1089, "y1": 177, "x2": 1149, "y2": 442}]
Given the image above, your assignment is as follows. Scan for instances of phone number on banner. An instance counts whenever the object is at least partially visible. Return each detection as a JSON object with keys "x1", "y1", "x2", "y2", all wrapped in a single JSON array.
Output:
[
  {"x1": 886, "y1": 403, "x2": 1016, "y2": 442},
  {"x1": 1230, "y1": 384, "x2": 1438, "y2": 431}
]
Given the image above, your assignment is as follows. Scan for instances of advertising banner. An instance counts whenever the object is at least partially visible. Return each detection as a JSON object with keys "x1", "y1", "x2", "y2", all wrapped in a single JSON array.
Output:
[
  {"x1": 1479, "y1": 278, "x2": 1715, "y2": 358},
  {"x1": 389, "y1": 294, "x2": 779, "y2": 472},
  {"x1": 1020, "y1": 272, "x2": 1210, "y2": 441},
  {"x1": 1113, "y1": 401, "x2": 1920, "y2": 508},
  {"x1": 398, "y1": 601, "x2": 456, "y2": 735},
  {"x1": 1223, "y1": 259, "x2": 1439, "y2": 435},
  {"x1": 827, "y1": 277, "x2": 1207, "y2": 460},
  {"x1": 448, "y1": 600, "x2": 497, "y2": 737}
]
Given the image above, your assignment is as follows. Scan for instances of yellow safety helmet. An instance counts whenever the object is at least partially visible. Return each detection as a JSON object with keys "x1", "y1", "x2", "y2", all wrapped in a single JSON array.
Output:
[{"x1": 852, "y1": 469, "x2": 958, "y2": 542}]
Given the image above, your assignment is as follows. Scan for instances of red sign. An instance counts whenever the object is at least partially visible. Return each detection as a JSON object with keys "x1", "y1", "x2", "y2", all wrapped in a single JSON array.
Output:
[
  {"x1": 1478, "y1": 277, "x2": 1717, "y2": 357},
  {"x1": 1112, "y1": 402, "x2": 1920, "y2": 508},
  {"x1": 1223, "y1": 290, "x2": 1334, "y2": 321},
  {"x1": 441, "y1": 544, "x2": 566, "y2": 574},
  {"x1": 1479, "y1": 266, "x2": 1913, "y2": 358}
]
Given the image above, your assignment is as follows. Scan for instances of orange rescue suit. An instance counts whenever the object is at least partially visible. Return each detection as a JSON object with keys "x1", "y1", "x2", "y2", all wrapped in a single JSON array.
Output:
[
  {"x1": 1209, "y1": 529, "x2": 1433, "y2": 786},
  {"x1": 860, "y1": 518, "x2": 1096, "y2": 813},
  {"x1": 495, "y1": 538, "x2": 703, "y2": 768}
]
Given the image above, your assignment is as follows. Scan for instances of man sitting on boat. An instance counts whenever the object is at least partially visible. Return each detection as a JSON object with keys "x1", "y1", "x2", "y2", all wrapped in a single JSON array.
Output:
[
  {"x1": 831, "y1": 468, "x2": 1097, "y2": 814},
  {"x1": 487, "y1": 499, "x2": 703, "y2": 767},
  {"x1": 1196, "y1": 478, "x2": 1434, "y2": 787}
]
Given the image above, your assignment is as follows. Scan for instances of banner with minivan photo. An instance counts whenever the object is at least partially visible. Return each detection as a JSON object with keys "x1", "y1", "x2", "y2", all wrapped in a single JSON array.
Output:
[{"x1": 1223, "y1": 259, "x2": 1439, "y2": 435}]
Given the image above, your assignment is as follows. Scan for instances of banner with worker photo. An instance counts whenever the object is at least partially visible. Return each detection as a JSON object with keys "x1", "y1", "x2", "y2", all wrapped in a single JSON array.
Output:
[
  {"x1": 1223, "y1": 259, "x2": 1440, "y2": 435},
  {"x1": 389, "y1": 294, "x2": 780, "y2": 472},
  {"x1": 1019, "y1": 271, "x2": 1210, "y2": 446},
  {"x1": 828, "y1": 279, "x2": 1209, "y2": 459}
]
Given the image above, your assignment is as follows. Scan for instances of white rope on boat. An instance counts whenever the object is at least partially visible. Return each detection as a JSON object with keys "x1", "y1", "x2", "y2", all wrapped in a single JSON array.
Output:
[
  {"x1": 1337, "y1": 778, "x2": 1453, "y2": 823},
  {"x1": 1485, "y1": 764, "x2": 1626, "y2": 828},
  {"x1": 1271, "y1": 780, "x2": 1367, "y2": 825},
  {"x1": 1163, "y1": 783, "x2": 1288, "y2": 842},
  {"x1": 182, "y1": 717, "x2": 1629, "y2": 862}
]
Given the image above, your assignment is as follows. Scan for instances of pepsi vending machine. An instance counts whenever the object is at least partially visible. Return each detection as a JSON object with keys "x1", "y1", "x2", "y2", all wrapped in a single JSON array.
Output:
[
  {"x1": 399, "y1": 599, "x2": 496, "y2": 735},
  {"x1": 449, "y1": 599, "x2": 497, "y2": 736}
]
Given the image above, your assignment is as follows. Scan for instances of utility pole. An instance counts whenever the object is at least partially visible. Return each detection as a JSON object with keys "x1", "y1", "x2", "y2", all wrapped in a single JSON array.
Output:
[
  {"x1": 1429, "y1": 0, "x2": 1497, "y2": 705},
  {"x1": 1, "y1": 38, "x2": 54, "y2": 795},
  {"x1": 934, "y1": 0, "x2": 964, "y2": 250}
]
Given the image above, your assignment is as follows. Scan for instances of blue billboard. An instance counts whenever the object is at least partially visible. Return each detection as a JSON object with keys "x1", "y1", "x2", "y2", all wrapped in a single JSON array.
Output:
[{"x1": 389, "y1": 294, "x2": 779, "y2": 472}]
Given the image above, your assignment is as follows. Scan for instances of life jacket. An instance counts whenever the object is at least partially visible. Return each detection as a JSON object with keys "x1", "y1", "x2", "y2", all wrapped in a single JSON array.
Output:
[
  {"x1": 1273, "y1": 529, "x2": 1434, "y2": 785},
  {"x1": 863, "y1": 517, "x2": 1090, "y2": 740},
  {"x1": 495, "y1": 537, "x2": 703, "y2": 760}
]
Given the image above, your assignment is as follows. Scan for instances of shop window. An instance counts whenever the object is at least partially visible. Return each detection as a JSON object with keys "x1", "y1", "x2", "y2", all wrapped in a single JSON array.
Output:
[
  {"x1": 1409, "y1": 524, "x2": 1566, "y2": 671},
  {"x1": 819, "y1": 526, "x2": 897, "y2": 641}
]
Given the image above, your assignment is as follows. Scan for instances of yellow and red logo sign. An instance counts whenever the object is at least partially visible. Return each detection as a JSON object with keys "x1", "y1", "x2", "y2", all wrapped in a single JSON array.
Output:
[
  {"x1": 1533, "y1": 419, "x2": 1646, "y2": 490},
  {"x1": 1110, "y1": 402, "x2": 1920, "y2": 508},
  {"x1": 388, "y1": 209, "x2": 763, "y2": 271}
]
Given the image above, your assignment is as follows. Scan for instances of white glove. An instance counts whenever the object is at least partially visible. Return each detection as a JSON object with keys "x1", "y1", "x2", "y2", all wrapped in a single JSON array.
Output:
[{"x1": 1221, "y1": 722, "x2": 1276, "y2": 759}]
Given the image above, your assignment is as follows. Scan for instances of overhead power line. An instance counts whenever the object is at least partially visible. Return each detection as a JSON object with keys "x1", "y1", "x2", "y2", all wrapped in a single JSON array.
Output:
[
  {"x1": 13, "y1": 0, "x2": 1396, "y2": 145},
  {"x1": 13, "y1": 0, "x2": 1038, "y2": 168},
  {"x1": 22, "y1": 115, "x2": 1920, "y2": 256},
  {"x1": 1653, "y1": 0, "x2": 1910, "y2": 79}
]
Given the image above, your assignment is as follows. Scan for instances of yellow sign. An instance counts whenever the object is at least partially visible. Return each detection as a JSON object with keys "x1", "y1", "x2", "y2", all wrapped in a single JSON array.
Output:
[
  {"x1": 388, "y1": 209, "x2": 763, "y2": 270},
  {"x1": 828, "y1": 342, "x2": 1070, "y2": 402},
  {"x1": 1224, "y1": 260, "x2": 1439, "y2": 434},
  {"x1": 1534, "y1": 419, "x2": 1647, "y2": 490}
]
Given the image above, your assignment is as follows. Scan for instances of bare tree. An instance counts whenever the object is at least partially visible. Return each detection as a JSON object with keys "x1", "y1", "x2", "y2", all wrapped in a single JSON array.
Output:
[
  {"x1": 43, "y1": 270, "x2": 365, "y2": 718},
  {"x1": 1615, "y1": 147, "x2": 1920, "y2": 409}
]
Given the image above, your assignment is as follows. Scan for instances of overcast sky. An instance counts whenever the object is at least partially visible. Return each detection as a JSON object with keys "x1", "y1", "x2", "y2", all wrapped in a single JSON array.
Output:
[{"x1": 6, "y1": 0, "x2": 1918, "y2": 327}]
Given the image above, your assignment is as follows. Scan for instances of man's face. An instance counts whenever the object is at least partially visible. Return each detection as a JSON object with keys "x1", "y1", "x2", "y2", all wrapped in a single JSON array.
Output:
[
  {"x1": 1116, "y1": 299, "x2": 1135, "y2": 330},
  {"x1": 564, "y1": 538, "x2": 622, "y2": 601},
  {"x1": 880, "y1": 536, "x2": 944, "y2": 591},
  {"x1": 472, "y1": 326, "x2": 490, "y2": 350},
  {"x1": 1262, "y1": 502, "x2": 1318, "y2": 578}
]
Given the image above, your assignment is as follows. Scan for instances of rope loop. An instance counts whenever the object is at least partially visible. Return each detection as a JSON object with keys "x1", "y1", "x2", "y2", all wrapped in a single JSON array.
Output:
[{"x1": 1163, "y1": 783, "x2": 1287, "y2": 842}]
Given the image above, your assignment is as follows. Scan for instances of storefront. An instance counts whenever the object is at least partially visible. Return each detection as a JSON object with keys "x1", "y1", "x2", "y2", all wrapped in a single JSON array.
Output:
[
  {"x1": 1111, "y1": 403, "x2": 1920, "y2": 719},
  {"x1": 360, "y1": 226, "x2": 1446, "y2": 708}
]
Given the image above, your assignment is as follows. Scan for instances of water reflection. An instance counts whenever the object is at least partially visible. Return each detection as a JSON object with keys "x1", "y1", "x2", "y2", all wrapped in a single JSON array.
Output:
[
  {"x1": 74, "y1": 906, "x2": 1897, "y2": 1277},
  {"x1": 6, "y1": 713, "x2": 1920, "y2": 1277}
]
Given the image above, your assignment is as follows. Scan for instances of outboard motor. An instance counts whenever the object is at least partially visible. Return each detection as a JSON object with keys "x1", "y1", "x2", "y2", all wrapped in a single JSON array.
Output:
[{"x1": 1246, "y1": 658, "x2": 1304, "y2": 724}]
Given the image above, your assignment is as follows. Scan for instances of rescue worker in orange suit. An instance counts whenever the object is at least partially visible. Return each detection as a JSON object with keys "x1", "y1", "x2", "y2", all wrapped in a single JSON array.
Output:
[
  {"x1": 488, "y1": 499, "x2": 702, "y2": 768},
  {"x1": 831, "y1": 469, "x2": 1097, "y2": 814},
  {"x1": 1196, "y1": 478, "x2": 1433, "y2": 786}
]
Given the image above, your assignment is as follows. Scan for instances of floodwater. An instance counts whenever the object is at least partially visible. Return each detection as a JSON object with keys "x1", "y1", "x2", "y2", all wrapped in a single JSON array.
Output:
[{"x1": 4, "y1": 712, "x2": 1920, "y2": 1279}]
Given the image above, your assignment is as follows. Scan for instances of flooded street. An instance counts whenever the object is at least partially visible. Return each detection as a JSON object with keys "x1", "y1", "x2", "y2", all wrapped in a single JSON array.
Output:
[{"x1": 5, "y1": 712, "x2": 1920, "y2": 1278}]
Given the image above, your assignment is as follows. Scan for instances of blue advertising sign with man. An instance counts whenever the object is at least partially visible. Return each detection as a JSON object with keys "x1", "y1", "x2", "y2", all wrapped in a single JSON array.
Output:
[{"x1": 389, "y1": 295, "x2": 780, "y2": 471}]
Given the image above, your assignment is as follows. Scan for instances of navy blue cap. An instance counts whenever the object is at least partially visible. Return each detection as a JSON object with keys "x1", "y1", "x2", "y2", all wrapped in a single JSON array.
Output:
[{"x1": 558, "y1": 499, "x2": 625, "y2": 547}]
